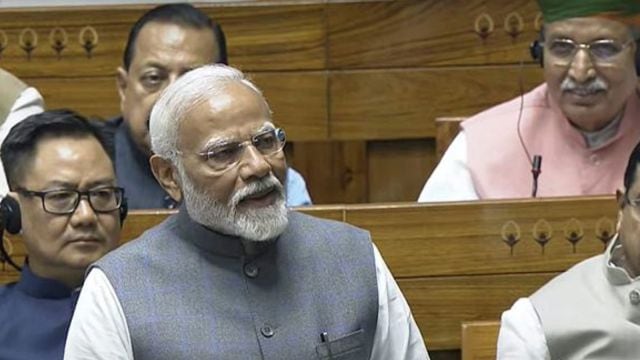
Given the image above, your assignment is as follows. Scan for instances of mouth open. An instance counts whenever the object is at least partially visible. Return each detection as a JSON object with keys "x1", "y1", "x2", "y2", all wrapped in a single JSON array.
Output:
[{"x1": 239, "y1": 187, "x2": 277, "y2": 207}]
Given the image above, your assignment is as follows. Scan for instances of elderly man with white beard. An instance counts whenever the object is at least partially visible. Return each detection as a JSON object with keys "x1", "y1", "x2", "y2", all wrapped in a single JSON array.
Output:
[{"x1": 63, "y1": 65, "x2": 429, "y2": 360}]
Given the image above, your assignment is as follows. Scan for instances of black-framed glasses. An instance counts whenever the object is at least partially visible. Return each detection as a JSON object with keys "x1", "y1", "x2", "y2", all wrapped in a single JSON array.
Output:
[
  {"x1": 17, "y1": 186, "x2": 125, "y2": 215},
  {"x1": 544, "y1": 38, "x2": 634, "y2": 66},
  {"x1": 179, "y1": 127, "x2": 286, "y2": 172}
]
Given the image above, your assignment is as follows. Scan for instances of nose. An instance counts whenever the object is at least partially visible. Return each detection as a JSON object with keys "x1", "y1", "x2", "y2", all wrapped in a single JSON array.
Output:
[
  {"x1": 567, "y1": 49, "x2": 596, "y2": 83},
  {"x1": 69, "y1": 197, "x2": 98, "y2": 228},
  {"x1": 238, "y1": 145, "x2": 271, "y2": 181}
]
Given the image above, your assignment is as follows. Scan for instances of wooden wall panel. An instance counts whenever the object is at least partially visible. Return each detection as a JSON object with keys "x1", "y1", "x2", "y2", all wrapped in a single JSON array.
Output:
[
  {"x1": 251, "y1": 72, "x2": 328, "y2": 141},
  {"x1": 327, "y1": 0, "x2": 540, "y2": 69},
  {"x1": 330, "y1": 66, "x2": 544, "y2": 140},
  {"x1": 400, "y1": 273, "x2": 554, "y2": 350},
  {"x1": 27, "y1": 72, "x2": 329, "y2": 140},
  {"x1": 28, "y1": 76, "x2": 119, "y2": 118},
  {"x1": 0, "y1": 5, "x2": 326, "y2": 76},
  {"x1": 367, "y1": 139, "x2": 436, "y2": 202},
  {"x1": 289, "y1": 141, "x2": 368, "y2": 203}
]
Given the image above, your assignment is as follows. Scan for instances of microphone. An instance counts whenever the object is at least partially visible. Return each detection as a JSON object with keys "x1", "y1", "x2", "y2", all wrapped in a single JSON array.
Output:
[
  {"x1": 516, "y1": 57, "x2": 543, "y2": 198},
  {"x1": 531, "y1": 155, "x2": 542, "y2": 198}
]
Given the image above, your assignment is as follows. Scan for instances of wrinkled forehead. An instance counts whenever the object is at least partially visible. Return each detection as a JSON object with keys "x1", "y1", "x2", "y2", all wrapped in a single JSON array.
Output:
[
  {"x1": 200, "y1": 121, "x2": 275, "y2": 149},
  {"x1": 176, "y1": 81, "x2": 274, "y2": 147},
  {"x1": 545, "y1": 17, "x2": 633, "y2": 41}
]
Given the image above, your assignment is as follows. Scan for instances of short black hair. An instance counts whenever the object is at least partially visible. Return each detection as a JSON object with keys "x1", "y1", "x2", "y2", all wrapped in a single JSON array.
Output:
[
  {"x1": 123, "y1": 3, "x2": 228, "y2": 70},
  {"x1": 624, "y1": 140, "x2": 640, "y2": 195},
  {"x1": 1, "y1": 109, "x2": 114, "y2": 190}
]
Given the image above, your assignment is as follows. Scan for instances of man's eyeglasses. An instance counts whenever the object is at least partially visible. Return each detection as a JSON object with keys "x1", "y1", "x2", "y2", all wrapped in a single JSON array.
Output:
[
  {"x1": 544, "y1": 38, "x2": 634, "y2": 66},
  {"x1": 17, "y1": 187, "x2": 125, "y2": 215},
  {"x1": 181, "y1": 127, "x2": 286, "y2": 172}
]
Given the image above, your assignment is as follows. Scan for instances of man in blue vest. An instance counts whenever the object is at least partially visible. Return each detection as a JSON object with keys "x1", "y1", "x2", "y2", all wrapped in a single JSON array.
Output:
[
  {"x1": 108, "y1": 3, "x2": 312, "y2": 209},
  {"x1": 0, "y1": 110, "x2": 125, "y2": 359},
  {"x1": 65, "y1": 65, "x2": 429, "y2": 360}
]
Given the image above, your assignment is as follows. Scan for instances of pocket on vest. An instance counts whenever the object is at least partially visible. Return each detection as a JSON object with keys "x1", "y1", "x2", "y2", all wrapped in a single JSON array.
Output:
[{"x1": 315, "y1": 329, "x2": 365, "y2": 360}]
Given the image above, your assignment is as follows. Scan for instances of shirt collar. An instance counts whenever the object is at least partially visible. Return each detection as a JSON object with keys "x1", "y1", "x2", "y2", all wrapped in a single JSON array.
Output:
[
  {"x1": 579, "y1": 111, "x2": 624, "y2": 149},
  {"x1": 15, "y1": 264, "x2": 76, "y2": 299},
  {"x1": 604, "y1": 234, "x2": 640, "y2": 285}
]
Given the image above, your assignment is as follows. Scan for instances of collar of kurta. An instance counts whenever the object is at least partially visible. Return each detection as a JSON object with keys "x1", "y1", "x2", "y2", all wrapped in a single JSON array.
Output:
[
  {"x1": 543, "y1": 85, "x2": 640, "y2": 151},
  {"x1": 175, "y1": 204, "x2": 276, "y2": 260},
  {"x1": 604, "y1": 234, "x2": 640, "y2": 285},
  {"x1": 15, "y1": 264, "x2": 75, "y2": 299}
]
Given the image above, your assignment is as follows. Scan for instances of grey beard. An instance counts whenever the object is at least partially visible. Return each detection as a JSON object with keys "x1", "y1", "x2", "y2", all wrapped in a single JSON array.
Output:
[{"x1": 178, "y1": 166, "x2": 288, "y2": 242}]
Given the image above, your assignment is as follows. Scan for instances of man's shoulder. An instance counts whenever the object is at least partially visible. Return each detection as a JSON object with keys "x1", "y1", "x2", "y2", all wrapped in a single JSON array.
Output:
[
  {"x1": 289, "y1": 211, "x2": 369, "y2": 236},
  {"x1": 531, "y1": 254, "x2": 603, "y2": 301},
  {"x1": 0, "y1": 282, "x2": 15, "y2": 298},
  {"x1": 97, "y1": 214, "x2": 179, "y2": 266}
]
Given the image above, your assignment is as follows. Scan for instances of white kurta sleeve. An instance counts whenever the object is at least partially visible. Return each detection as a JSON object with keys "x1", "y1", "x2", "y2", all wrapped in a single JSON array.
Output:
[
  {"x1": 64, "y1": 268, "x2": 134, "y2": 360},
  {"x1": 369, "y1": 245, "x2": 430, "y2": 360},
  {"x1": 497, "y1": 298, "x2": 550, "y2": 360},
  {"x1": 417, "y1": 132, "x2": 479, "y2": 202}
]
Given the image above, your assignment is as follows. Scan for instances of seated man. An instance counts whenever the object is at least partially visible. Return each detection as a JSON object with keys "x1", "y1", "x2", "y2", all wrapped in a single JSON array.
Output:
[
  {"x1": 110, "y1": 3, "x2": 312, "y2": 209},
  {"x1": 498, "y1": 140, "x2": 640, "y2": 359},
  {"x1": 64, "y1": 65, "x2": 428, "y2": 360},
  {"x1": 0, "y1": 110, "x2": 125, "y2": 359},
  {"x1": 419, "y1": 0, "x2": 640, "y2": 202},
  {"x1": 0, "y1": 68, "x2": 44, "y2": 195}
]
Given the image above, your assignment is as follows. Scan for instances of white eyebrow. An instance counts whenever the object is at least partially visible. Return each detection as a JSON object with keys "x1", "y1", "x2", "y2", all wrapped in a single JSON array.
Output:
[{"x1": 201, "y1": 121, "x2": 277, "y2": 150}]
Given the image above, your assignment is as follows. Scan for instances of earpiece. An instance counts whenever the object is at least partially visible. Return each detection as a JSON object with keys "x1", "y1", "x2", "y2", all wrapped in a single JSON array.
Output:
[
  {"x1": 0, "y1": 196, "x2": 22, "y2": 235},
  {"x1": 119, "y1": 196, "x2": 128, "y2": 226},
  {"x1": 529, "y1": 39, "x2": 544, "y2": 68}
]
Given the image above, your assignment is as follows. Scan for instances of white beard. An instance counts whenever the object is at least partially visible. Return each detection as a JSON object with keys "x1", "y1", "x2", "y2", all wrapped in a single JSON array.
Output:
[{"x1": 178, "y1": 166, "x2": 288, "y2": 242}]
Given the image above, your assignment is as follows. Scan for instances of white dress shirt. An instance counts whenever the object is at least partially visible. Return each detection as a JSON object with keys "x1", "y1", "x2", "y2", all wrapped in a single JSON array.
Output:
[
  {"x1": 64, "y1": 245, "x2": 429, "y2": 360},
  {"x1": 417, "y1": 133, "x2": 478, "y2": 202}
]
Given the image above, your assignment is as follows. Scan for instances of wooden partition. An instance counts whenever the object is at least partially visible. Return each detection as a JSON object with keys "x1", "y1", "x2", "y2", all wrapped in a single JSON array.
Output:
[
  {"x1": 0, "y1": 0, "x2": 544, "y2": 203},
  {"x1": 1, "y1": 196, "x2": 618, "y2": 351},
  {"x1": 461, "y1": 321, "x2": 501, "y2": 360}
]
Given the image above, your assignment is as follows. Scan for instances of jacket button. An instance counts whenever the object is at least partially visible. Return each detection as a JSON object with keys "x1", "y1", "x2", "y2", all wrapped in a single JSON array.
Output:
[
  {"x1": 260, "y1": 325, "x2": 274, "y2": 338},
  {"x1": 244, "y1": 263, "x2": 259, "y2": 278},
  {"x1": 630, "y1": 289, "x2": 640, "y2": 305}
]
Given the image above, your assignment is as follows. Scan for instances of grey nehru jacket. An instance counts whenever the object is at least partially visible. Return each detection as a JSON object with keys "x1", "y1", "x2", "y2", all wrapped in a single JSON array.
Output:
[
  {"x1": 94, "y1": 207, "x2": 379, "y2": 360},
  {"x1": 531, "y1": 237, "x2": 640, "y2": 359}
]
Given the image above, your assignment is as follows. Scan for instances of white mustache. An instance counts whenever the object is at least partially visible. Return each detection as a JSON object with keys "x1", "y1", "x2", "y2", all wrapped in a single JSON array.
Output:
[
  {"x1": 230, "y1": 174, "x2": 284, "y2": 207},
  {"x1": 560, "y1": 77, "x2": 608, "y2": 94}
]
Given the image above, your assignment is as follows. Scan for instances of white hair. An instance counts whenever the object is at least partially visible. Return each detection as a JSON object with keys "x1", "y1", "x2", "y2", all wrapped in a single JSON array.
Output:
[{"x1": 149, "y1": 64, "x2": 266, "y2": 162}]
